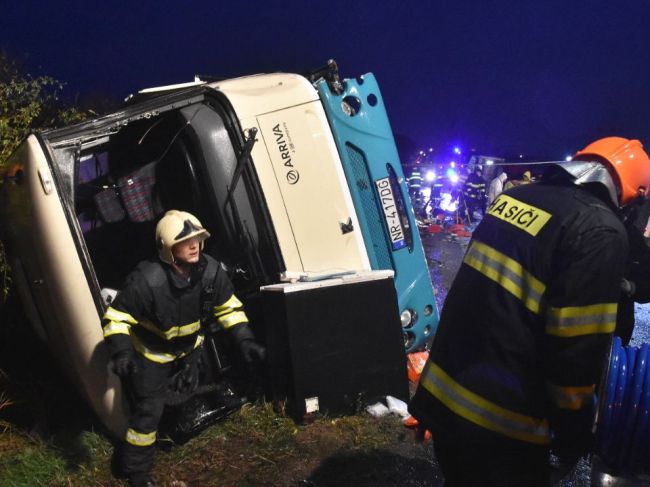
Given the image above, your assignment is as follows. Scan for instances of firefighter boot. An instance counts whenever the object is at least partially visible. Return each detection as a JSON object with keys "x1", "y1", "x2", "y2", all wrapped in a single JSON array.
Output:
[{"x1": 128, "y1": 473, "x2": 156, "y2": 487}]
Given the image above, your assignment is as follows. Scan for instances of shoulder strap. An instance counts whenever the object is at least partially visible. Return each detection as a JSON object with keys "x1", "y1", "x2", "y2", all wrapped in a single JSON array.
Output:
[
  {"x1": 137, "y1": 259, "x2": 167, "y2": 289},
  {"x1": 200, "y1": 256, "x2": 223, "y2": 322},
  {"x1": 201, "y1": 255, "x2": 221, "y2": 290}
]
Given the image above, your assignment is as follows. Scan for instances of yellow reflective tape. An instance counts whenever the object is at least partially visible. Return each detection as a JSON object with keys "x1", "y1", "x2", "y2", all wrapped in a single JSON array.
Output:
[
  {"x1": 546, "y1": 322, "x2": 616, "y2": 337},
  {"x1": 131, "y1": 334, "x2": 204, "y2": 364},
  {"x1": 213, "y1": 294, "x2": 243, "y2": 316},
  {"x1": 546, "y1": 303, "x2": 617, "y2": 337},
  {"x1": 103, "y1": 320, "x2": 131, "y2": 337},
  {"x1": 550, "y1": 303, "x2": 617, "y2": 318},
  {"x1": 420, "y1": 361, "x2": 550, "y2": 445},
  {"x1": 126, "y1": 428, "x2": 156, "y2": 446},
  {"x1": 487, "y1": 194, "x2": 552, "y2": 236},
  {"x1": 472, "y1": 241, "x2": 545, "y2": 295},
  {"x1": 546, "y1": 383, "x2": 595, "y2": 410},
  {"x1": 218, "y1": 311, "x2": 248, "y2": 329},
  {"x1": 137, "y1": 320, "x2": 201, "y2": 341},
  {"x1": 104, "y1": 306, "x2": 138, "y2": 324},
  {"x1": 464, "y1": 240, "x2": 545, "y2": 314}
]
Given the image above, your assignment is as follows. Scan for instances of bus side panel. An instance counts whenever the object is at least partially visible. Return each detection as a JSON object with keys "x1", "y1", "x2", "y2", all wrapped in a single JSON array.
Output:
[
  {"x1": 249, "y1": 102, "x2": 370, "y2": 276},
  {"x1": 0, "y1": 135, "x2": 127, "y2": 438},
  {"x1": 317, "y1": 74, "x2": 439, "y2": 351}
]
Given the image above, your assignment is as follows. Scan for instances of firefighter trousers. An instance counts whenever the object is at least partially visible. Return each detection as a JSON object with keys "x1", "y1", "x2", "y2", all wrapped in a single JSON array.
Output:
[
  {"x1": 115, "y1": 354, "x2": 173, "y2": 477},
  {"x1": 433, "y1": 431, "x2": 549, "y2": 487}
]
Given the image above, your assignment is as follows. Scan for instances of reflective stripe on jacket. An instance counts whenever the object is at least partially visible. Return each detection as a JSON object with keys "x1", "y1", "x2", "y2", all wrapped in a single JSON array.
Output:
[
  {"x1": 409, "y1": 180, "x2": 627, "y2": 446},
  {"x1": 408, "y1": 170, "x2": 423, "y2": 189},
  {"x1": 102, "y1": 254, "x2": 248, "y2": 362},
  {"x1": 463, "y1": 173, "x2": 486, "y2": 199}
]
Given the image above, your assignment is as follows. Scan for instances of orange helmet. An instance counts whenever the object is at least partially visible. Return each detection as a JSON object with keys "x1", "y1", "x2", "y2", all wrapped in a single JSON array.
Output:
[{"x1": 573, "y1": 137, "x2": 650, "y2": 205}]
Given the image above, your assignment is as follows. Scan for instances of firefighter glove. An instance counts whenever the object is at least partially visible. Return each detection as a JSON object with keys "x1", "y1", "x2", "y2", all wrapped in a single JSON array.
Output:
[
  {"x1": 229, "y1": 323, "x2": 267, "y2": 364},
  {"x1": 172, "y1": 349, "x2": 202, "y2": 394},
  {"x1": 111, "y1": 349, "x2": 137, "y2": 377},
  {"x1": 621, "y1": 278, "x2": 636, "y2": 297},
  {"x1": 239, "y1": 340, "x2": 267, "y2": 364}
]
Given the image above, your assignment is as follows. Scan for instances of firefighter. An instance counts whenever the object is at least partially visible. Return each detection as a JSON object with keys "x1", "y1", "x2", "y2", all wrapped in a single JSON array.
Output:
[
  {"x1": 408, "y1": 167, "x2": 424, "y2": 196},
  {"x1": 103, "y1": 210, "x2": 266, "y2": 487},
  {"x1": 461, "y1": 165, "x2": 487, "y2": 220},
  {"x1": 408, "y1": 167, "x2": 426, "y2": 218},
  {"x1": 409, "y1": 137, "x2": 650, "y2": 486}
]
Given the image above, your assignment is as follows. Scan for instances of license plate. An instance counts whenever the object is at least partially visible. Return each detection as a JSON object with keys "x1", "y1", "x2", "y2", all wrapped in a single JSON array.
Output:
[{"x1": 375, "y1": 177, "x2": 406, "y2": 250}]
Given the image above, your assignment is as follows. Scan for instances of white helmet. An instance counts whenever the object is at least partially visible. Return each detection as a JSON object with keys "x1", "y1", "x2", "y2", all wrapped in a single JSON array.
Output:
[{"x1": 155, "y1": 210, "x2": 210, "y2": 264}]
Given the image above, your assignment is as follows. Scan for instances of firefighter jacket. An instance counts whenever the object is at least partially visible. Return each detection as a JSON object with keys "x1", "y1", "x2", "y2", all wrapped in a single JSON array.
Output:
[
  {"x1": 463, "y1": 172, "x2": 486, "y2": 202},
  {"x1": 408, "y1": 169, "x2": 423, "y2": 192},
  {"x1": 409, "y1": 179, "x2": 628, "y2": 448},
  {"x1": 102, "y1": 254, "x2": 249, "y2": 363}
]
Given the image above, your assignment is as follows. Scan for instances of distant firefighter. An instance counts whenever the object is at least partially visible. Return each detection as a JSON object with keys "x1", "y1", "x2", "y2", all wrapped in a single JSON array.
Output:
[
  {"x1": 461, "y1": 165, "x2": 486, "y2": 220},
  {"x1": 407, "y1": 167, "x2": 423, "y2": 195}
]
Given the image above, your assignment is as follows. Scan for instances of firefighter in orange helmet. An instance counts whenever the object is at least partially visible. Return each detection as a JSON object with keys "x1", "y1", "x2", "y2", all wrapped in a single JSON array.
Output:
[{"x1": 409, "y1": 138, "x2": 650, "y2": 485}]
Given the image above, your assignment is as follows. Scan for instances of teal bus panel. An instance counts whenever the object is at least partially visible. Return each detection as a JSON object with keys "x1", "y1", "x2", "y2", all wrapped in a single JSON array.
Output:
[{"x1": 317, "y1": 74, "x2": 439, "y2": 351}]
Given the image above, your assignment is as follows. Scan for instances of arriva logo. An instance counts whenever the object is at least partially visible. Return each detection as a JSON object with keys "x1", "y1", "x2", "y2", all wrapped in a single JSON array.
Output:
[{"x1": 273, "y1": 123, "x2": 300, "y2": 185}]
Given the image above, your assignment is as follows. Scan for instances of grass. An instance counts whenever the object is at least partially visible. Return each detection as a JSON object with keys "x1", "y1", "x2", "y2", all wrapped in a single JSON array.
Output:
[
  {"x1": 0, "y1": 299, "x2": 432, "y2": 486},
  {"x1": 0, "y1": 401, "x2": 411, "y2": 487},
  {"x1": 0, "y1": 240, "x2": 11, "y2": 303},
  {"x1": 0, "y1": 335, "x2": 417, "y2": 486},
  {"x1": 152, "y1": 402, "x2": 405, "y2": 486}
]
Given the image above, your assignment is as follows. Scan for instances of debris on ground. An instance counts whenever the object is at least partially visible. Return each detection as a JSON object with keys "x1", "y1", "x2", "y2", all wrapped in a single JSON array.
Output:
[
  {"x1": 365, "y1": 396, "x2": 409, "y2": 421},
  {"x1": 366, "y1": 402, "x2": 390, "y2": 418},
  {"x1": 406, "y1": 351, "x2": 429, "y2": 384},
  {"x1": 386, "y1": 396, "x2": 409, "y2": 419}
]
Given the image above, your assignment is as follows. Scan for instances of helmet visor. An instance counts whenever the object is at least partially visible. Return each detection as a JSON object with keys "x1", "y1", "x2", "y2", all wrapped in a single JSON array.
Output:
[{"x1": 174, "y1": 218, "x2": 210, "y2": 243}]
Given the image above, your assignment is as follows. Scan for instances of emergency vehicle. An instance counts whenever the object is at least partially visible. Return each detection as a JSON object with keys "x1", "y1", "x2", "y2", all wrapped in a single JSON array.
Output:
[{"x1": 0, "y1": 61, "x2": 437, "y2": 436}]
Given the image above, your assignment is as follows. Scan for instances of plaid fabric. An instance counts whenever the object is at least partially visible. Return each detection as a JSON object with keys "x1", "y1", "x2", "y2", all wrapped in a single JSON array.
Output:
[
  {"x1": 118, "y1": 162, "x2": 161, "y2": 223},
  {"x1": 93, "y1": 187, "x2": 126, "y2": 223}
]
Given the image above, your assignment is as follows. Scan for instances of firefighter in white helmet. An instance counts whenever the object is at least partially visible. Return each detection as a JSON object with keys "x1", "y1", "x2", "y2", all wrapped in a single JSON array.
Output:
[{"x1": 102, "y1": 210, "x2": 265, "y2": 487}]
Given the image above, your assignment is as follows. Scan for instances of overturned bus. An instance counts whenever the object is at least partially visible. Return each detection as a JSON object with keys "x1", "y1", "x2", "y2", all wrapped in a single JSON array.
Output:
[{"x1": 0, "y1": 61, "x2": 438, "y2": 437}]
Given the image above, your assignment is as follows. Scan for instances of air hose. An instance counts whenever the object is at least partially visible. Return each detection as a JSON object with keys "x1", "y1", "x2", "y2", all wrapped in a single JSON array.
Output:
[{"x1": 596, "y1": 337, "x2": 650, "y2": 472}]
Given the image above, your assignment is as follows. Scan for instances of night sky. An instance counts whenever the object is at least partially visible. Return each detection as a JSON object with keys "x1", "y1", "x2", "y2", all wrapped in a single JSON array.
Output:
[{"x1": 3, "y1": 1, "x2": 650, "y2": 161}]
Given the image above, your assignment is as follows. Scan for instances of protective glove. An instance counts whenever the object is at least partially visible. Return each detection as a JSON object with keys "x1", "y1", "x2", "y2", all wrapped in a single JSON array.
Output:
[
  {"x1": 110, "y1": 349, "x2": 137, "y2": 377},
  {"x1": 171, "y1": 349, "x2": 202, "y2": 394},
  {"x1": 171, "y1": 363, "x2": 199, "y2": 394},
  {"x1": 239, "y1": 340, "x2": 267, "y2": 364},
  {"x1": 621, "y1": 278, "x2": 636, "y2": 297},
  {"x1": 229, "y1": 323, "x2": 267, "y2": 364}
]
